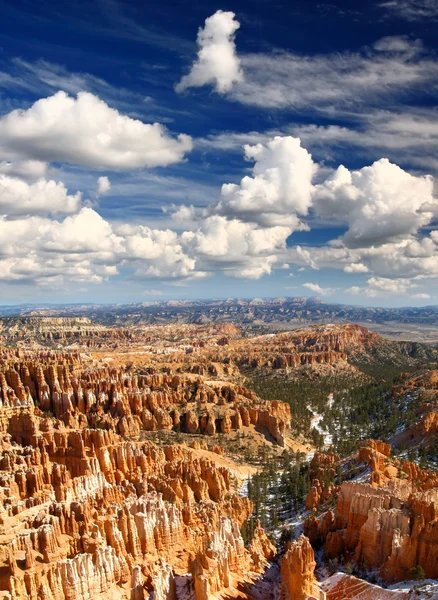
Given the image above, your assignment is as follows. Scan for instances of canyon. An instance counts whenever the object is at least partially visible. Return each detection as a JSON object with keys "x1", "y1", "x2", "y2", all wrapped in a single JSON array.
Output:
[
  {"x1": 0, "y1": 345, "x2": 276, "y2": 599},
  {"x1": 0, "y1": 319, "x2": 437, "y2": 599}
]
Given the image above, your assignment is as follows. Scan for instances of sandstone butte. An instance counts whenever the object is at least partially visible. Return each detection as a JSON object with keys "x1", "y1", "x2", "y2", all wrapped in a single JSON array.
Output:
[{"x1": 305, "y1": 439, "x2": 438, "y2": 584}]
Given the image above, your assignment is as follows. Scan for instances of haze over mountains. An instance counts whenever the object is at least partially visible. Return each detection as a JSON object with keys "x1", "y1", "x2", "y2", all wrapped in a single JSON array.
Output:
[{"x1": 2, "y1": 297, "x2": 438, "y2": 342}]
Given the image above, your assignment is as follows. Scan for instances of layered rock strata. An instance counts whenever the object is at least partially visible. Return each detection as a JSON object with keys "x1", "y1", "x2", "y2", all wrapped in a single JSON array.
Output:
[
  {"x1": 0, "y1": 348, "x2": 291, "y2": 446},
  {"x1": 305, "y1": 441, "x2": 438, "y2": 582},
  {"x1": 0, "y1": 348, "x2": 275, "y2": 600}
]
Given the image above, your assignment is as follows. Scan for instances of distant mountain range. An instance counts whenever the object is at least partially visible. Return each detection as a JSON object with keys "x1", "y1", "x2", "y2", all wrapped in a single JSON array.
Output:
[{"x1": 1, "y1": 297, "x2": 438, "y2": 327}]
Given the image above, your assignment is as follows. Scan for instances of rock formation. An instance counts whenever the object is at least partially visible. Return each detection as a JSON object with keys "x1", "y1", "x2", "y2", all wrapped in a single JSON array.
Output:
[
  {"x1": 281, "y1": 535, "x2": 321, "y2": 600},
  {"x1": 0, "y1": 347, "x2": 278, "y2": 600},
  {"x1": 305, "y1": 452, "x2": 340, "y2": 510},
  {"x1": 305, "y1": 441, "x2": 438, "y2": 583}
]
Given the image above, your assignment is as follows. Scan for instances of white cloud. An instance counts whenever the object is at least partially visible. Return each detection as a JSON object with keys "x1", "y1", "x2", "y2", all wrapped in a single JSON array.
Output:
[
  {"x1": 288, "y1": 237, "x2": 438, "y2": 282},
  {"x1": 295, "y1": 246, "x2": 319, "y2": 270},
  {"x1": 0, "y1": 160, "x2": 48, "y2": 180},
  {"x1": 0, "y1": 134, "x2": 307, "y2": 286},
  {"x1": 181, "y1": 215, "x2": 291, "y2": 279},
  {"x1": 0, "y1": 175, "x2": 82, "y2": 218},
  {"x1": 379, "y1": 0, "x2": 438, "y2": 20},
  {"x1": 0, "y1": 208, "x2": 196, "y2": 285},
  {"x1": 229, "y1": 37, "x2": 438, "y2": 112},
  {"x1": 40, "y1": 208, "x2": 123, "y2": 254},
  {"x1": 176, "y1": 10, "x2": 242, "y2": 94},
  {"x1": 367, "y1": 276, "x2": 416, "y2": 295},
  {"x1": 182, "y1": 13, "x2": 437, "y2": 112},
  {"x1": 0, "y1": 129, "x2": 436, "y2": 295},
  {"x1": 196, "y1": 107, "x2": 438, "y2": 176},
  {"x1": 347, "y1": 276, "x2": 418, "y2": 297},
  {"x1": 314, "y1": 158, "x2": 434, "y2": 247},
  {"x1": 344, "y1": 263, "x2": 369, "y2": 273},
  {"x1": 373, "y1": 35, "x2": 423, "y2": 55},
  {"x1": 286, "y1": 113, "x2": 438, "y2": 175},
  {"x1": 217, "y1": 136, "x2": 316, "y2": 227},
  {"x1": 303, "y1": 282, "x2": 334, "y2": 296},
  {"x1": 97, "y1": 176, "x2": 111, "y2": 196},
  {"x1": 170, "y1": 204, "x2": 198, "y2": 226},
  {"x1": 0, "y1": 91, "x2": 192, "y2": 170},
  {"x1": 125, "y1": 226, "x2": 196, "y2": 279},
  {"x1": 237, "y1": 256, "x2": 277, "y2": 279}
]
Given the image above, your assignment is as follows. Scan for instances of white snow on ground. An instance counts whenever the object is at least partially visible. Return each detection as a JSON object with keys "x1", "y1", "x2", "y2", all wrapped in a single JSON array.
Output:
[
  {"x1": 310, "y1": 409, "x2": 333, "y2": 447},
  {"x1": 327, "y1": 393, "x2": 334, "y2": 409},
  {"x1": 281, "y1": 507, "x2": 311, "y2": 538},
  {"x1": 308, "y1": 392, "x2": 335, "y2": 450},
  {"x1": 389, "y1": 578, "x2": 438, "y2": 594},
  {"x1": 320, "y1": 573, "x2": 438, "y2": 599},
  {"x1": 239, "y1": 477, "x2": 250, "y2": 497}
]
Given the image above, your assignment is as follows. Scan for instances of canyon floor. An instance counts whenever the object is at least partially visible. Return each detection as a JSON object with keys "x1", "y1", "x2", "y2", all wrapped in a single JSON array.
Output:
[{"x1": 0, "y1": 316, "x2": 437, "y2": 599}]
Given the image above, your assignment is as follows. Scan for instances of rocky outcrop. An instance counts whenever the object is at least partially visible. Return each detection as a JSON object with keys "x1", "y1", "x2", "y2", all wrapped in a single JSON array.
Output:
[
  {"x1": 236, "y1": 324, "x2": 378, "y2": 373},
  {"x1": 305, "y1": 442, "x2": 438, "y2": 583},
  {"x1": 248, "y1": 520, "x2": 276, "y2": 568},
  {"x1": 322, "y1": 574, "x2": 412, "y2": 599},
  {"x1": 0, "y1": 347, "x2": 279, "y2": 600},
  {"x1": 305, "y1": 452, "x2": 340, "y2": 510},
  {"x1": 281, "y1": 535, "x2": 320, "y2": 600},
  {"x1": 193, "y1": 517, "x2": 276, "y2": 600},
  {"x1": 0, "y1": 348, "x2": 291, "y2": 447}
]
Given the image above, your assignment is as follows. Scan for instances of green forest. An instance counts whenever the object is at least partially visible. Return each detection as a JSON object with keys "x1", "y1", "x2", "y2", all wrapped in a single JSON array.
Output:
[{"x1": 243, "y1": 360, "x2": 422, "y2": 456}]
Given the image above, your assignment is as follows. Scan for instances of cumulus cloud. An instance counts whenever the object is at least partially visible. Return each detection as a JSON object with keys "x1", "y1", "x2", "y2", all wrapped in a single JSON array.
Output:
[
  {"x1": 197, "y1": 107, "x2": 438, "y2": 176},
  {"x1": 97, "y1": 176, "x2": 111, "y2": 196},
  {"x1": 347, "y1": 276, "x2": 419, "y2": 297},
  {"x1": 0, "y1": 209, "x2": 122, "y2": 285},
  {"x1": 0, "y1": 175, "x2": 82, "y2": 218},
  {"x1": 0, "y1": 91, "x2": 192, "y2": 170},
  {"x1": 289, "y1": 237, "x2": 438, "y2": 281},
  {"x1": 217, "y1": 136, "x2": 316, "y2": 227},
  {"x1": 124, "y1": 226, "x2": 196, "y2": 279},
  {"x1": 0, "y1": 130, "x2": 436, "y2": 296},
  {"x1": 295, "y1": 246, "x2": 319, "y2": 270},
  {"x1": 181, "y1": 215, "x2": 291, "y2": 279},
  {"x1": 0, "y1": 160, "x2": 48, "y2": 181},
  {"x1": 0, "y1": 208, "x2": 195, "y2": 285},
  {"x1": 344, "y1": 263, "x2": 369, "y2": 273},
  {"x1": 169, "y1": 204, "x2": 198, "y2": 227},
  {"x1": 0, "y1": 134, "x2": 298, "y2": 285},
  {"x1": 181, "y1": 13, "x2": 437, "y2": 112},
  {"x1": 303, "y1": 282, "x2": 334, "y2": 296},
  {"x1": 176, "y1": 10, "x2": 242, "y2": 93},
  {"x1": 40, "y1": 208, "x2": 123, "y2": 254},
  {"x1": 314, "y1": 158, "x2": 434, "y2": 247}
]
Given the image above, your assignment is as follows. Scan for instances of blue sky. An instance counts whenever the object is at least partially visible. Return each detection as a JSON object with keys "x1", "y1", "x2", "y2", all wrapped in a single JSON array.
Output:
[{"x1": 0, "y1": 0, "x2": 437, "y2": 306}]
